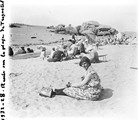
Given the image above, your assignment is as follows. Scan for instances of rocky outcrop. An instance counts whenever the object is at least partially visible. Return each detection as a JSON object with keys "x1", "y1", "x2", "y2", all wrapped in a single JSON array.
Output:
[
  {"x1": 80, "y1": 21, "x2": 99, "y2": 34},
  {"x1": 55, "y1": 24, "x2": 66, "y2": 34},
  {"x1": 65, "y1": 24, "x2": 78, "y2": 35}
]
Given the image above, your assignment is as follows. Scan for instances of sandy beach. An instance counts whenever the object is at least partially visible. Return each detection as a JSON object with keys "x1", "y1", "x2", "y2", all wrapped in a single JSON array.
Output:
[
  {"x1": 5, "y1": 23, "x2": 137, "y2": 120},
  {"x1": 7, "y1": 1, "x2": 138, "y2": 119},
  {"x1": 8, "y1": 41, "x2": 138, "y2": 118}
]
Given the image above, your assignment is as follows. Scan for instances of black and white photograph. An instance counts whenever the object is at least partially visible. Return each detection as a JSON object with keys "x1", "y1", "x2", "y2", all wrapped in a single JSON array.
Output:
[{"x1": 1, "y1": 0, "x2": 137, "y2": 120}]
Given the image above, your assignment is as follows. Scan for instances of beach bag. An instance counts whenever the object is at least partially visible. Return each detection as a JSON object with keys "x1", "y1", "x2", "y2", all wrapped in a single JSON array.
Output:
[{"x1": 39, "y1": 87, "x2": 53, "y2": 98}]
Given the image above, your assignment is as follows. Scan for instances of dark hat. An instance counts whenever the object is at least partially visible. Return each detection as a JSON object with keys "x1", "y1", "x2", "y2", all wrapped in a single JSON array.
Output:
[
  {"x1": 27, "y1": 48, "x2": 30, "y2": 50},
  {"x1": 21, "y1": 47, "x2": 25, "y2": 49},
  {"x1": 79, "y1": 56, "x2": 91, "y2": 66}
]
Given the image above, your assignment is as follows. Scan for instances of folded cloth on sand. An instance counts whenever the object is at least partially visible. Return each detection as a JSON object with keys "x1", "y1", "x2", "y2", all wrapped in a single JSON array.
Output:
[{"x1": 39, "y1": 87, "x2": 53, "y2": 98}]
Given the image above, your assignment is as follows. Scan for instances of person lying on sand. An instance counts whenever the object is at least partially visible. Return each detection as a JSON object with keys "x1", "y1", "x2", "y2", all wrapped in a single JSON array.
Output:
[
  {"x1": 26, "y1": 48, "x2": 34, "y2": 53},
  {"x1": 40, "y1": 57, "x2": 103, "y2": 101},
  {"x1": 14, "y1": 47, "x2": 26, "y2": 55}
]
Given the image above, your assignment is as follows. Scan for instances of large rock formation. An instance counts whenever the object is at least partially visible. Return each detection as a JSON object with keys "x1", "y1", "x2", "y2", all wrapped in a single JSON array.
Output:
[
  {"x1": 65, "y1": 24, "x2": 78, "y2": 35},
  {"x1": 80, "y1": 21, "x2": 99, "y2": 34},
  {"x1": 54, "y1": 24, "x2": 78, "y2": 35},
  {"x1": 81, "y1": 30, "x2": 96, "y2": 44},
  {"x1": 55, "y1": 24, "x2": 66, "y2": 34},
  {"x1": 80, "y1": 21, "x2": 118, "y2": 36},
  {"x1": 80, "y1": 21, "x2": 100, "y2": 44},
  {"x1": 79, "y1": 21, "x2": 119, "y2": 45},
  {"x1": 96, "y1": 25, "x2": 118, "y2": 36}
]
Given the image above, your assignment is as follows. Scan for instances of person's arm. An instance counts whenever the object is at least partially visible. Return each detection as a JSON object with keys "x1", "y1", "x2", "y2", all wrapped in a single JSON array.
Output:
[{"x1": 71, "y1": 73, "x2": 92, "y2": 87}]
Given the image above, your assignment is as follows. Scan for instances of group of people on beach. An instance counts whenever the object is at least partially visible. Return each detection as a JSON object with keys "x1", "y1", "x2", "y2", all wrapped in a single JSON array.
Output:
[
  {"x1": 9, "y1": 34, "x2": 103, "y2": 101},
  {"x1": 40, "y1": 36, "x2": 100, "y2": 64},
  {"x1": 9, "y1": 46, "x2": 34, "y2": 56},
  {"x1": 39, "y1": 35, "x2": 103, "y2": 101}
]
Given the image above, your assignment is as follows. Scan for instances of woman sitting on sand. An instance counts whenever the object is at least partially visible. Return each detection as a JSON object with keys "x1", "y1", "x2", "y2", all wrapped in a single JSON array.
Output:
[{"x1": 40, "y1": 57, "x2": 103, "y2": 101}]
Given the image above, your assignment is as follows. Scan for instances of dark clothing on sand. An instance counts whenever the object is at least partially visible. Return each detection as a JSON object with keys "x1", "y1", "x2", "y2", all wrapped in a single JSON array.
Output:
[
  {"x1": 27, "y1": 48, "x2": 34, "y2": 53},
  {"x1": 80, "y1": 43, "x2": 85, "y2": 53},
  {"x1": 73, "y1": 47, "x2": 80, "y2": 56},
  {"x1": 15, "y1": 48, "x2": 26, "y2": 55},
  {"x1": 72, "y1": 34, "x2": 75, "y2": 41},
  {"x1": 47, "y1": 50, "x2": 65, "y2": 62},
  {"x1": 9, "y1": 46, "x2": 14, "y2": 56}
]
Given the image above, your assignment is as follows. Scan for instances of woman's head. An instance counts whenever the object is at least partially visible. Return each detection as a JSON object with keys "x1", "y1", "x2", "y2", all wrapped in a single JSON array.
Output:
[{"x1": 79, "y1": 57, "x2": 91, "y2": 70}]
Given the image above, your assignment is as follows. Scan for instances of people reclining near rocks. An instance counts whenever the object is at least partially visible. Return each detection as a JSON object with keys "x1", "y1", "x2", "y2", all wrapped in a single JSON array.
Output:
[
  {"x1": 47, "y1": 49, "x2": 66, "y2": 62},
  {"x1": 26, "y1": 48, "x2": 34, "y2": 53},
  {"x1": 14, "y1": 47, "x2": 26, "y2": 55}
]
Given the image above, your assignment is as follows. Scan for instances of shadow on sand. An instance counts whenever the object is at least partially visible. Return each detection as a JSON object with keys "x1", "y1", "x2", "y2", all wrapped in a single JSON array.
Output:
[
  {"x1": 94, "y1": 59, "x2": 109, "y2": 63},
  {"x1": 98, "y1": 88, "x2": 113, "y2": 101}
]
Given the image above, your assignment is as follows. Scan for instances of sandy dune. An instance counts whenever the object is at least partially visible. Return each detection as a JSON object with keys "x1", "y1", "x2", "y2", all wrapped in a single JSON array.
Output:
[{"x1": 8, "y1": 44, "x2": 138, "y2": 119}]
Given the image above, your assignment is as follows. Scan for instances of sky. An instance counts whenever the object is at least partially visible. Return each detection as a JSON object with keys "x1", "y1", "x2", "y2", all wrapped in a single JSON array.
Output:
[{"x1": 8, "y1": 0, "x2": 137, "y2": 32}]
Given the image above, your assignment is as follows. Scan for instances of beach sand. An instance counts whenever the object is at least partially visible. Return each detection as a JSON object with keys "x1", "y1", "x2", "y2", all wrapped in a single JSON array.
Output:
[
  {"x1": 8, "y1": 25, "x2": 138, "y2": 119},
  {"x1": 8, "y1": 45, "x2": 138, "y2": 118}
]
